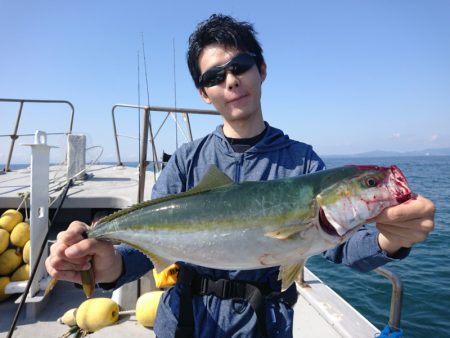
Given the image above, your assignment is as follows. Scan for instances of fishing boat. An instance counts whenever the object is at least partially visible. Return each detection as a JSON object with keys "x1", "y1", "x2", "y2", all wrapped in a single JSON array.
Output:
[{"x1": 0, "y1": 98, "x2": 402, "y2": 337}]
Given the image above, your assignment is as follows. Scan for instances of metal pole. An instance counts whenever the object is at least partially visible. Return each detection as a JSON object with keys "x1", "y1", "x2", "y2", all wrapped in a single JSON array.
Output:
[
  {"x1": 182, "y1": 112, "x2": 193, "y2": 142},
  {"x1": 111, "y1": 106, "x2": 123, "y2": 166},
  {"x1": 138, "y1": 108, "x2": 150, "y2": 203},
  {"x1": 147, "y1": 111, "x2": 160, "y2": 173},
  {"x1": 5, "y1": 101, "x2": 24, "y2": 172},
  {"x1": 374, "y1": 267, "x2": 403, "y2": 331}
]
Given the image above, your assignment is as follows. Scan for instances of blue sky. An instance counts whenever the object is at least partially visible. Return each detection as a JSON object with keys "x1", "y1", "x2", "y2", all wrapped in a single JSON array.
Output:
[{"x1": 1, "y1": 1, "x2": 449, "y2": 164}]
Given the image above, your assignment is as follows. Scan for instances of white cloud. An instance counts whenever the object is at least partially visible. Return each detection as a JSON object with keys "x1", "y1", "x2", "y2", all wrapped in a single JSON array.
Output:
[
  {"x1": 392, "y1": 133, "x2": 401, "y2": 139},
  {"x1": 430, "y1": 134, "x2": 439, "y2": 142}
]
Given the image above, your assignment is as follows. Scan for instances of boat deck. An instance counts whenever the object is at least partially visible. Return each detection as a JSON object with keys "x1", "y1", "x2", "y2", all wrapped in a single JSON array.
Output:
[
  {"x1": 1, "y1": 268, "x2": 379, "y2": 338},
  {"x1": 0, "y1": 164, "x2": 379, "y2": 337},
  {"x1": 0, "y1": 164, "x2": 154, "y2": 210}
]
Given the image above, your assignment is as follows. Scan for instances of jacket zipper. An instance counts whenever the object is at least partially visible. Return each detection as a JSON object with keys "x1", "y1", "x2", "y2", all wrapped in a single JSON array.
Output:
[{"x1": 234, "y1": 154, "x2": 244, "y2": 183}]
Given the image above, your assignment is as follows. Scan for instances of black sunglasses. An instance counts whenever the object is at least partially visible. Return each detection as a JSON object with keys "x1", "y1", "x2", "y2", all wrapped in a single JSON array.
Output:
[{"x1": 198, "y1": 53, "x2": 257, "y2": 88}]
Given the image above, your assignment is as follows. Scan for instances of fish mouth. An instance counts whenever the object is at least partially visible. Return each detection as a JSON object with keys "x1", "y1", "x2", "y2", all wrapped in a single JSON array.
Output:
[
  {"x1": 389, "y1": 165, "x2": 412, "y2": 203},
  {"x1": 319, "y1": 207, "x2": 339, "y2": 237}
]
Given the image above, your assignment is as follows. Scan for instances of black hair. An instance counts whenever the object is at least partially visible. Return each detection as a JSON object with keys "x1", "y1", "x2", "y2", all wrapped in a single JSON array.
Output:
[{"x1": 187, "y1": 14, "x2": 265, "y2": 89}]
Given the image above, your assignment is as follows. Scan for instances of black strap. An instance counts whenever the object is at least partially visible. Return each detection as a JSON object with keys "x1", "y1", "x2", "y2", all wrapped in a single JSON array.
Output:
[
  {"x1": 175, "y1": 266, "x2": 298, "y2": 338},
  {"x1": 175, "y1": 267, "x2": 196, "y2": 338},
  {"x1": 191, "y1": 276, "x2": 269, "y2": 337}
]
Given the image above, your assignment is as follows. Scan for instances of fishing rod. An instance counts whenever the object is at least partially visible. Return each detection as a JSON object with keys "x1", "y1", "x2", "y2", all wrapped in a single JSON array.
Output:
[
  {"x1": 138, "y1": 50, "x2": 141, "y2": 171},
  {"x1": 173, "y1": 38, "x2": 178, "y2": 149},
  {"x1": 140, "y1": 33, "x2": 159, "y2": 177},
  {"x1": 7, "y1": 179, "x2": 73, "y2": 338}
]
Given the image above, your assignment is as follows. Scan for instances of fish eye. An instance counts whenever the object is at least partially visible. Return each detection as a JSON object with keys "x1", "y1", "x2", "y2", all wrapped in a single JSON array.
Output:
[{"x1": 365, "y1": 177, "x2": 377, "y2": 187}]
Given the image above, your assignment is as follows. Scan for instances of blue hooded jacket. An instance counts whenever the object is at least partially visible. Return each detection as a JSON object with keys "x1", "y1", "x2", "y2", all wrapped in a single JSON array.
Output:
[{"x1": 113, "y1": 123, "x2": 408, "y2": 337}]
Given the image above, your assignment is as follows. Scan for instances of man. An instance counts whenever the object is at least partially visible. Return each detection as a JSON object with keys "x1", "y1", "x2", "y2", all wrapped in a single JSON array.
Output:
[{"x1": 46, "y1": 14, "x2": 435, "y2": 338}]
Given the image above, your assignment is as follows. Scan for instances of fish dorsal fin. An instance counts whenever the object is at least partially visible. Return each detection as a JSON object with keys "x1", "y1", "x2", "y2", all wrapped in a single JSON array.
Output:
[
  {"x1": 96, "y1": 165, "x2": 233, "y2": 225},
  {"x1": 189, "y1": 165, "x2": 234, "y2": 194},
  {"x1": 278, "y1": 260, "x2": 306, "y2": 291}
]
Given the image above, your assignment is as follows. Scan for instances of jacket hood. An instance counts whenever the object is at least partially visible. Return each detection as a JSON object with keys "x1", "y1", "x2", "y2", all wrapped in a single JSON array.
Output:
[{"x1": 212, "y1": 122, "x2": 298, "y2": 155}]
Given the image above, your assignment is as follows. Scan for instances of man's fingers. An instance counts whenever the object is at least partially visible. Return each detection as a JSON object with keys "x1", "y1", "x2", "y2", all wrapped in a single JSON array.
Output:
[
  {"x1": 377, "y1": 223, "x2": 429, "y2": 245},
  {"x1": 376, "y1": 217, "x2": 435, "y2": 231},
  {"x1": 46, "y1": 264, "x2": 82, "y2": 284},
  {"x1": 56, "y1": 221, "x2": 89, "y2": 246},
  {"x1": 371, "y1": 195, "x2": 435, "y2": 224},
  {"x1": 64, "y1": 237, "x2": 112, "y2": 260},
  {"x1": 47, "y1": 251, "x2": 91, "y2": 271}
]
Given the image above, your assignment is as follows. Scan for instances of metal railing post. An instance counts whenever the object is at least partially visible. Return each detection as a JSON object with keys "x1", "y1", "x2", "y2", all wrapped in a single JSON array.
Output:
[
  {"x1": 182, "y1": 112, "x2": 193, "y2": 142},
  {"x1": 138, "y1": 108, "x2": 150, "y2": 203},
  {"x1": 374, "y1": 266, "x2": 403, "y2": 331},
  {"x1": 5, "y1": 101, "x2": 24, "y2": 172},
  {"x1": 111, "y1": 105, "x2": 123, "y2": 166},
  {"x1": 146, "y1": 108, "x2": 160, "y2": 173}
]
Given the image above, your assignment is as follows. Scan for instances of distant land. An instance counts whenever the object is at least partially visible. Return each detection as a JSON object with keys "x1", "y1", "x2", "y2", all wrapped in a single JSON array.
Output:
[{"x1": 322, "y1": 147, "x2": 450, "y2": 158}]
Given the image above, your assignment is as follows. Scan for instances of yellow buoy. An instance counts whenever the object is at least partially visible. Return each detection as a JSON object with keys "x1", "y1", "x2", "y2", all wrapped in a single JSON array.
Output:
[
  {"x1": 23, "y1": 240, "x2": 30, "y2": 264},
  {"x1": 59, "y1": 307, "x2": 78, "y2": 327},
  {"x1": 0, "y1": 229, "x2": 9, "y2": 254},
  {"x1": 0, "y1": 276, "x2": 12, "y2": 301},
  {"x1": 10, "y1": 222, "x2": 30, "y2": 248},
  {"x1": 0, "y1": 209, "x2": 23, "y2": 233},
  {"x1": 76, "y1": 297, "x2": 119, "y2": 332},
  {"x1": 11, "y1": 264, "x2": 30, "y2": 282},
  {"x1": 0, "y1": 248, "x2": 22, "y2": 276},
  {"x1": 136, "y1": 291, "x2": 164, "y2": 327}
]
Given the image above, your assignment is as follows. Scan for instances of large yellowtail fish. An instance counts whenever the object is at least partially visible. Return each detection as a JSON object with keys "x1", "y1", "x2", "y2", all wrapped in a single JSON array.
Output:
[{"x1": 88, "y1": 165, "x2": 412, "y2": 290}]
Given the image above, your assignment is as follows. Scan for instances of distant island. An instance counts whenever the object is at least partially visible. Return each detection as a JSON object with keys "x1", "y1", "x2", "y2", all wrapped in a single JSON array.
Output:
[{"x1": 322, "y1": 147, "x2": 450, "y2": 158}]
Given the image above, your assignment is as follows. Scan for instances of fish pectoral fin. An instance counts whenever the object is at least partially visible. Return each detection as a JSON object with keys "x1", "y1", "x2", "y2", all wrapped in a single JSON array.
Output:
[
  {"x1": 189, "y1": 165, "x2": 234, "y2": 194},
  {"x1": 146, "y1": 252, "x2": 173, "y2": 273},
  {"x1": 278, "y1": 260, "x2": 305, "y2": 291},
  {"x1": 265, "y1": 224, "x2": 307, "y2": 240}
]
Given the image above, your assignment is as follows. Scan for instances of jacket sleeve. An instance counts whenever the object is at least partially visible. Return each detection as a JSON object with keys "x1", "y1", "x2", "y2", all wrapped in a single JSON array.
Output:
[{"x1": 322, "y1": 226, "x2": 410, "y2": 272}]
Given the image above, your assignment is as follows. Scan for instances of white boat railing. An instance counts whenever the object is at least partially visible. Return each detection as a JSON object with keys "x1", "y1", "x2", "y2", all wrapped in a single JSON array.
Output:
[
  {"x1": 111, "y1": 104, "x2": 220, "y2": 202},
  {"x1": 0, "y1": 98, "x2": 74, "y2": 173}
]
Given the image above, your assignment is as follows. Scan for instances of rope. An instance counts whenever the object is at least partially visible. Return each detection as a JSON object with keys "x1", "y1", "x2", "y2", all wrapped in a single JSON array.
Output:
[
  {"x1": 48, "y1": 145, "x2": 104, "y2": 193},
  {"x1": 16, "y1": 192, "x2": 30, "y2": 221}
]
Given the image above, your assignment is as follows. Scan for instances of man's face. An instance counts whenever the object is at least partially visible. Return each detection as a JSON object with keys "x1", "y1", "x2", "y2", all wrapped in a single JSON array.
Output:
[{"x1": 198, "y1": 44, "x2": 266, "y2": 124}]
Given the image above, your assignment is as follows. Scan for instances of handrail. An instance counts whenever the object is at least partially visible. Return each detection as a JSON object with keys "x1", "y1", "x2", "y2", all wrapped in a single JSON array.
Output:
[
  {"x1": 374, "y1": 266, "x2": 403, "y2": 331},
  {"x1": 111, "y1": 104, "x2": 220, "y2": 202},
  {"x1": 0, "y1": 98, "x2": 75, "y2": 172}
]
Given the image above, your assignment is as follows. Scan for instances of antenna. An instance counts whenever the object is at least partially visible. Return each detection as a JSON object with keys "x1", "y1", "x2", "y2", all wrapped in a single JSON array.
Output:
[
  {"x1": 140, "y1": 32, "x2": 159, "y2": 175},
  {"x1": 137, "y1": 50, "x2": 141, "y2": 163},
  {"x1": 141, "y1": 32, "x2": 151, "y2": 107},
  {"x1": 173, "y1": 38, "x2": 178, "y2": 149}
]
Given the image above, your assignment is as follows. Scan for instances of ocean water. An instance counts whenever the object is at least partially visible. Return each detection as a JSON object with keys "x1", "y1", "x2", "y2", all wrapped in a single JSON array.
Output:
[{"x1": 307, "y1": 156, "x2": 450, "y2": 337}]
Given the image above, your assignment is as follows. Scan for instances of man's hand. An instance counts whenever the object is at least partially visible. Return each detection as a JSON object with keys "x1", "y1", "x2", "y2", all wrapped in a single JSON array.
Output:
[
  {"x1": 372, "y1": 195, "x2": 435, "y2": 256},
  {"x1": 45, "y1": 221, "x2": 123, "y2": 285}
]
